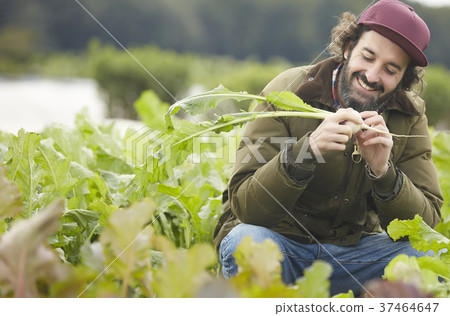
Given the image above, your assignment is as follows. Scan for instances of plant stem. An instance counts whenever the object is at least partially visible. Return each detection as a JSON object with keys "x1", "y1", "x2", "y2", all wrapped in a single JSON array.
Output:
[
  {"x1": 171, "y1": 109, "x2": 424, "y2": 150},
  {"x1": 172, "y1": 111, "x2": 328, "y2": 147},
  {"x1": 360, "y1": 123, "x2": 426, "y2": 138}
]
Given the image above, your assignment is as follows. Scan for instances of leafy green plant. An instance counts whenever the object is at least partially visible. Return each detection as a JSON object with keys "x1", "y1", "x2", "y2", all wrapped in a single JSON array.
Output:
[
  {"x1": 386, "y1": 215, "x2": 450, "y2": 297},
  {"x1": 229, "y1": 236, "x2": 335, "y2": 298},
  {"x1": 431, "y1": 130, "x2": 450, "y2": 237}
]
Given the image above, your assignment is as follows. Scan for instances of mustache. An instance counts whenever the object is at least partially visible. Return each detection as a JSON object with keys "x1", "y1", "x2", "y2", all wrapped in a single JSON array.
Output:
[{"x1": 353, "y1": 72, "x2": 385, "y2": 93}]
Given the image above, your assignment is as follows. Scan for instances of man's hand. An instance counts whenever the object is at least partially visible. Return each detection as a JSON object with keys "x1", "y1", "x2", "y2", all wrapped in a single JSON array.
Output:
[
  {"x1": 354, "y1": 111, "x2": 393, "y2": 176},
  {"x1": 310, "y1": 108, "x2": 363, "y2": 156}
]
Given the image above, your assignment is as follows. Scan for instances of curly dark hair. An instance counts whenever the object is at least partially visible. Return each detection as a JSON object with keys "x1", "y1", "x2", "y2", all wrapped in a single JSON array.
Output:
[{"x1": 328, "y1": 12, "x2": 424, "y2": 93}]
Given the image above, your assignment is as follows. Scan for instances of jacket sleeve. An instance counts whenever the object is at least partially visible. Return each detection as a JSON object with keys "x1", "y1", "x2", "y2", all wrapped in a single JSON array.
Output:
[
  {"x1": 371, "y1": 113, "x2": 443, "y2": 228},
  {"x1": 227, "y1": 101, "x2": 314, "y2": 228}
]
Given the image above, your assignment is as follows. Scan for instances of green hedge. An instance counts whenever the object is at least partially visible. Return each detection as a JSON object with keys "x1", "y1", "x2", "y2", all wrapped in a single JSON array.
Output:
[{"x1": 3, "y1": 41, "x2": 450, "y2": 127}]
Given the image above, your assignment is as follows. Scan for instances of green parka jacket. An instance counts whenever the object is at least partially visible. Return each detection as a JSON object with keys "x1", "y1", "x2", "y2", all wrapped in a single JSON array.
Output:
[{"x1": 213, "y1": 58, "x2": 443, "y2": 251}]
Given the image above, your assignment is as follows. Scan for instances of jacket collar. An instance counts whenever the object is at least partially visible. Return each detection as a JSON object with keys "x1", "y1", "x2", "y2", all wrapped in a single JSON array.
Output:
[{"x1": 294, "y1": 57, "x2": 420, "y2": 116}]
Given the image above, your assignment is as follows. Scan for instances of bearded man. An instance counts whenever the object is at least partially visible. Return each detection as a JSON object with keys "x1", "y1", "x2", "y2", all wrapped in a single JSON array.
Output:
[{"x1": 214, "y1": 0, "x2": 443, "y2": 296}]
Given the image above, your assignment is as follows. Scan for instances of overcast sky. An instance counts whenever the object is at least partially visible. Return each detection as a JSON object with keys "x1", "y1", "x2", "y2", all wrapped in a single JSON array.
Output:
[{"x1": 410, "y1": 0, "x2": 450, "y2": 7}]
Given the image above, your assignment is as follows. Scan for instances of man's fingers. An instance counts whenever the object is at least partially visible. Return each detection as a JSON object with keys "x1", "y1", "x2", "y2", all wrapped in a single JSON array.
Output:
[
  {"x1": 360, "y1": 111, "x2": 379, "y2": 120},
  {"x1": 361, "y1": 113, "x2": 387, "y2": 130},
  {"x1": 333, "y1": 108, "x2": 364, "y2": 125},
  {"x1": 362, "y1": 135, "x2": 393, "y2": 148}
]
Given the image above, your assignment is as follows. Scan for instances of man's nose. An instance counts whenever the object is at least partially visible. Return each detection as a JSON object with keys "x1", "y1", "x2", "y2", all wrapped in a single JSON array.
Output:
[{"x1": 364, "y1": 65, "x2": 381, "y2": 83}]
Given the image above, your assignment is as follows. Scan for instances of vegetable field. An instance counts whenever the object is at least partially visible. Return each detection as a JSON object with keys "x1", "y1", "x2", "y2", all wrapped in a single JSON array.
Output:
[{"x1": 0, "y1": 88, "x2": 449, "y2": 298}]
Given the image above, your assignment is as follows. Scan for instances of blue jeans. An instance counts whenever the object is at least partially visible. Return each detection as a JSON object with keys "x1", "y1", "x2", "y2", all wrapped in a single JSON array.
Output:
[{"x1": 219, "y1": 223, "x2": 426, "y2": 296}]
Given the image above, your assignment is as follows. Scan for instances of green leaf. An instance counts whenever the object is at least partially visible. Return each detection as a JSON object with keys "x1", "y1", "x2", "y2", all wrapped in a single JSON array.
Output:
[
  {"x1": 417, "y1": 255, "x2": 450, "y2": 280},
  {"x1": 431, "y1": 130, "x2": 450, "y2": 237},
  {"x1": 165, "y1": 85, "x2": 264, "y2": 131},
  {"x1": 96, "y1": 147, "x2": 134, "y2": 175},
  {"x1": 43, "y1": 125, "x2": 95, "y2": 169},
  {"x1": 156, "y1": 183, "x2": 208, "y2": 246},
  {"x1": 67, "y1": 161, "x2": 95, "y2": 207},
  {"x1": 295, "y1": 261, "x2": 333, "y2": 298},
  {"x1": 0, "y1": 165, "x2": 22, "y2": 220},
  {"x1": 157, "y1": 184, "x2": 202, "y2": 214},
  {"x1": 266, "y1": 91, "x2": 327, "y2": 114},
  {"x1": 229, "y1": 236, "x2": 321, "y2": 298},
  {"x1": 134, "y1": 90, "x2": 170, "y2": 131},
  {"x1": 88, "y1": 199, "x2": 119, "y2": 228},
  {"x1": 69, "y1": 161, "x2": 94, "y2": 180},
  {"x1": 151, "y1": 235, "x2": 217, "y2": 298},
  {"x1": 80, "y1": 241, "x2": 104, "y2": 273},
  {"x1": 101, "y1": 200, "x2": 155, "y2": 249},
  {"x1": 36, "y1": 139, "x2": 78, "y2": 199},
  {"x1": 384, "y1": 254, "x2": 446, "y2": 296},
  {"x1": 387, "y1": 215, "x2": 450, "y2": 254},
  {"x1": 435, "y1": 220, "x2": 450, "y2": 241},
  {"x1": 63, "y1": 209, "x2": 101, "y2": 230},
  {"x1": 99, "y1": 169, "x2": 134, "y2": 192},
  {"x1": 74, "y1": 112, "x2": 133, "y2": 176},
  {"x1": 5, "y1": 129, "x2": 42, "y2": 217},
  {"x1": 333, "y1": 290, "x2": 355, "y2": 298},
  {"x1": 197, "y1": 197, "x2": 222, "y2": 244},
  {"x1": 384, "y1": 254, "x2": 423, "y2": 287},
  {"x1": 232, "y1": 236, "x2": 284, "y2": 289},
  {"x1": 100, "y1": 199, "x2": 156, "y2": 296}
]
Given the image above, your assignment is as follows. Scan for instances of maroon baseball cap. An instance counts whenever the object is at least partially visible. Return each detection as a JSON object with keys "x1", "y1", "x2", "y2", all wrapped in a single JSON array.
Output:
[{"x1": 358, "y1": 0, "x2": 430, "y2": 66}]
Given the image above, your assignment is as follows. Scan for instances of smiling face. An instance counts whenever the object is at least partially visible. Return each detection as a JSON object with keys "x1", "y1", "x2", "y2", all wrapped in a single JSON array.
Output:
[{"x1": 337, "y1": 30, "x2": 410, "y2": 112}]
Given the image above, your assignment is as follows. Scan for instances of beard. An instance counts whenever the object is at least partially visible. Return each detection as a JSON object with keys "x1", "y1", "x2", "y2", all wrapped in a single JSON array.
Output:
[{"x1": 338, "y1": 61, "x2": 399, "y2": 113}]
